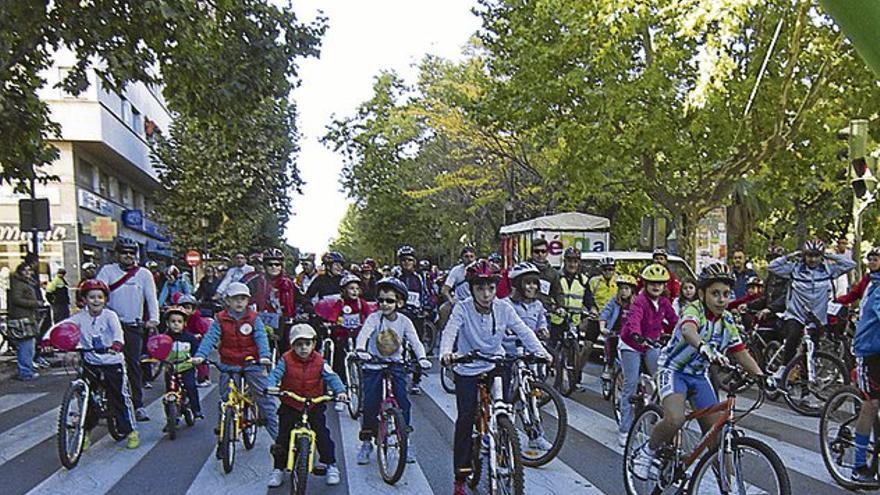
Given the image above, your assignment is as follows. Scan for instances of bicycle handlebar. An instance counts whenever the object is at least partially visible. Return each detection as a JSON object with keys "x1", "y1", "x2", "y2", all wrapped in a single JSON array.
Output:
[{"x1": 264, "y1": 389, "x2": 342, "y2": 404}]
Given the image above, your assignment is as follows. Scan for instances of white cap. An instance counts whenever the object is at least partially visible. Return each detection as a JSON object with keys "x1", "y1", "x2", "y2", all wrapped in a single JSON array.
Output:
[
  {"x1": 289, "y1": 324, "x2": 317, "y2": 344},
  {"x1": 225, "y1": 282, "x2": 251, "y2": 298}
]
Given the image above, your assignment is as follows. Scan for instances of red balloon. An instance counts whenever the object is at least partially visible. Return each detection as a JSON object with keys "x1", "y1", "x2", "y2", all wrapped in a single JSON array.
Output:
[
  {"x1": 49, "y1": 322, "x2": 81, "y2": 352},
  {"x1": 147, "y1": 334, "x2": 173, "y2": 361}
]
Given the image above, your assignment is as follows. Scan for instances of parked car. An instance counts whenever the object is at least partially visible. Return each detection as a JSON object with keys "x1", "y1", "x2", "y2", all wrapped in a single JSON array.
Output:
[{"x1": 581, "y1": 250, "x2": 696, "y2": 282}]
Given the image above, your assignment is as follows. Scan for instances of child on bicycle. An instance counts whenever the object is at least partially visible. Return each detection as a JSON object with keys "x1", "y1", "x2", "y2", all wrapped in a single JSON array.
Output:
[
  {"x1": 632, "y1": 263, "x2": 767, "y2": 480},
  {"x1": 177, "y1": 294, "x2": 212, "y2": 387},
  {"x1": 163, "y1": 305, "x2": 203, "y2": 421},
  {"x1": 502, "y1": 262, "x2": 549, "y2": 354},
  {"x1": 65, "y1": 279, "x2": 139, "y2": 449},
  {"x1": 266, "y1": 324, "x2": 346, "y2": 488},
  {"x1": 191, "y1": 282, "x2": 279, "y2": 470},
  {"x1": 619, "y1": 264, "x2": 678, "y2": 447},
  {"x1": 599, "y1": 274, "x2": 637, "y2": 383},
  {"x1": 327, "y1": 273, "x2": 372, "y2": 411},
  {"x1": 354, "y1": 277, "x2": 431, "y2": 465},
  {"x1": 848, "y1": 258, "x2": 880, "y2": 483},
  {"x1": 439, "y1": 261, "x2": 551, "y2": 495}
]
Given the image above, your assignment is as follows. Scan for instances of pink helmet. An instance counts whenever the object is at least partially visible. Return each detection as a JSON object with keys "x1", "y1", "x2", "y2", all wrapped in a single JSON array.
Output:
[
  {"x1": 49, "y1": 322, "x2": 81, "y2": 352},
  {"x1": 147, "y1": 334, "x2": 173, "y2": 361},
  {"x1": 466, "y1": 260, "x2": 500, "y2": 285}
]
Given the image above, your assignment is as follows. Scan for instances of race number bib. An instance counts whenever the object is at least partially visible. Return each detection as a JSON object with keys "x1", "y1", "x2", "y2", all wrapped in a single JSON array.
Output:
[
  {"x1": 257, "y1": 312, "x2": 280, "y2": 330},
  {"x1": 827, "y1": 302, "x2": 843, "y2": 317},
  {"x1": 341, "y1": 313, "x2": 361, "y2": 329},
  {"x1": 407, "y1": 291, "x2": 421, "y2": 308},
  {"x1": 539, "y1": 279, "x2": 551, "y2": 296}
]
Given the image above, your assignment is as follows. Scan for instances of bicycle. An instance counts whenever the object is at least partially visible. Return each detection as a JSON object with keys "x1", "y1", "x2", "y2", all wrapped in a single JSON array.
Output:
[
  {"x1": 265, "y1": 389, "x2": 344, "y2": 495},
  {"x1": 343, "y1": 333, "x2": 362, "y2": 419},
  {"x1": 553, "y1": 312, "x2": 588, "y2": 397},
  {"x1": 623, "y1": 365, "x2": 791, "y2": 495},
  {"x1": 779, "y1": 322, "x2": 849, "y2": 416},
  {"x1": 451, "y1": 352, "x2": 525, "y2": 495},
  {"x1": 611, "y1": 336, "x2": 661, "y2": 427},
  {"x1": 441, "y1": 364, "x2": 457, "y2": 394},
  {"x1": 510, "y1": 351, "x2": 566, "y2": 467},
  {"x1": 141, "y1": 357, "x2": 197, "y2": 440},
  {"x1": 819, "y1": 383, "x2": 880, "y2": 490},
  {"x1": 357, "y1": 354, "x2": 421, "y2": 485},
  {"x1": 57, "y1": 348, "x2": 129, "y2": 469},
  {"x1": 208, "y1": 359, "x2": 262, "y2": 473}
]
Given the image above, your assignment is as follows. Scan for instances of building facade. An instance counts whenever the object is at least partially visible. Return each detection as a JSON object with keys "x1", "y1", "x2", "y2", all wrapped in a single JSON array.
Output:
[{"x1": 0, "y1": 48, "x2": 173, "y2": 308}]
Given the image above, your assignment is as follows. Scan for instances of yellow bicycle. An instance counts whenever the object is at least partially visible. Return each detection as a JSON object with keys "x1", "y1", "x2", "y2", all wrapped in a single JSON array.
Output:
[
  {"x1": 266, "y1": 389, "x2": 339, "y2": 495},
  {"x1": 208, "y1": 360, "x2": 261, "y2": 473}
]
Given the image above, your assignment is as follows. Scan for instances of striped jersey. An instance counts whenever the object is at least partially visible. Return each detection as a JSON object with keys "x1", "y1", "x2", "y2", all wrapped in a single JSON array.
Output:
[{"x1": 658, "y1": 301, "x2": 746, "y2": 376}]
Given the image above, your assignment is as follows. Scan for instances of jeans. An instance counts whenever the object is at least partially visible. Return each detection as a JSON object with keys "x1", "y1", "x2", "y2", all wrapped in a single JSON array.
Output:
[
  {"x1": 15, "y1": 338, "x2": 36, "y2": 379},
  {"x1": 453, "y1": 368, "x2": 512, "y2": 480},
  {"x1": 274, "y1": 404, "x2": 335, "y2": 469},
  {"x1": 360, "y1": 365, "x2": 410, "y2": 441},
  {"x1": 219, "y1": 368, "x2": 278, "y2": 439},
  {"x1": 619, "y1": 348, "x2": 658, "y2": 434}
]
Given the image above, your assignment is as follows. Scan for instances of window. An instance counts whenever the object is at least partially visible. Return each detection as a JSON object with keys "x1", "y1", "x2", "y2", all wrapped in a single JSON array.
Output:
[
  {"x1": 98, "y1": 170, "x2": 109, "y2": 197},
  {"x1": 131, "y1": 105, "x2": 143, "y2": 135},
  {"x1": 120, "y1": 97, "x2": 130, "y2": 124},
  {"x1": 76, "y1": 159, "x2": 94, "y2": 189},
  {"x1": 120, "y1": 183, "x2": 131, "y2": 206},
  {"x1": 108, "y1": 176, "x2": 119, "y2": 201}
]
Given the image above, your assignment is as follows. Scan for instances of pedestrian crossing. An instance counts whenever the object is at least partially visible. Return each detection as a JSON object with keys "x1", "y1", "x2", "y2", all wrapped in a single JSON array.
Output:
[{"x1": 0, "y1": 366, "x2": 855, "y2": 495}]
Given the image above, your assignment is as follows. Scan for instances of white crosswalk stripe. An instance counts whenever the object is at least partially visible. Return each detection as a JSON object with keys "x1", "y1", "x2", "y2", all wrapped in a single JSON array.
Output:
[
  {"x1": 0, "y1": 407, "x2": 59, "y2": 463},
  {"x1": 0, "y1": 393, "x2": 48, "y2": 415},
  {"x1": 185, "y1": 425, "x2": 274, "y2": 495}
]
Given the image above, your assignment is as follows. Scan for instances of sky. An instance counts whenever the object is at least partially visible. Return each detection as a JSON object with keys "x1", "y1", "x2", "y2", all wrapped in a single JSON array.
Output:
[{"x1": 283, "y1": 0, "x2": 482, "y2": 255}]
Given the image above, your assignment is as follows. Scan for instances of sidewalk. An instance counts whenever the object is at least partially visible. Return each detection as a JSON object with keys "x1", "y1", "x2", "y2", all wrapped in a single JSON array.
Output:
[{"x1": 0, "y1": 351, "x2": 61, "y2": 382}]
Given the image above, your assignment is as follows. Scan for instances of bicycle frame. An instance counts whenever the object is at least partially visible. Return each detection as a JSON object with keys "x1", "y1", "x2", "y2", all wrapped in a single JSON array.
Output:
[
  {"x1": 378, "y1": 366, "x2": 402, "y2": 434},
  {"x1": 476, "y1": 372, "x2": 513, "y2": 494},
  {"x1": 218, "y1": 371, "x2": 255, "y2": 442}
]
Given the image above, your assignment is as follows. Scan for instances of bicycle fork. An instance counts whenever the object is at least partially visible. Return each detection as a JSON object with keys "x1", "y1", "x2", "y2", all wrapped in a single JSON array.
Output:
[{"x1": 805, "y1": 337, "x2": 817, "y2": 383}]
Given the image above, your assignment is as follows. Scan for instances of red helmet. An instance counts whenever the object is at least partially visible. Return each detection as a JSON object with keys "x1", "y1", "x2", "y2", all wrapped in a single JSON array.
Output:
[
  {"x1": 466, "y1": 260, "x2": 500, "y2": 285},
  {"x1": 49, "y1": 322, "x2": 81, "y2": 352},
  {"x1": 78, "y1": 279, "x2": 110, "y2": 298}
]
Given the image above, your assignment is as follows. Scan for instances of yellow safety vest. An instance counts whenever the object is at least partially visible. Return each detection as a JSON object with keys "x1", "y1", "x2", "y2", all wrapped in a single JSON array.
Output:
[
  {"x1": 589, "y1": 275, "x2": 617, "y2": 312},
  {"x1": 550, "y1": 275, "x2": 587, "y2": 325}
]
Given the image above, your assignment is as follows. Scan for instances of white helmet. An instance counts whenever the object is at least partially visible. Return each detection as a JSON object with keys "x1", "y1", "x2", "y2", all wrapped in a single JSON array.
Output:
[
  {"x1": 339, "y1": 272, "x2": 362, "y2": 288},
  {"x1": 508, "y1": 262, "x2": 540, "y2": 281},
  {"x1": 225, "y1": 282, "x2": 251, "y2": 298}
]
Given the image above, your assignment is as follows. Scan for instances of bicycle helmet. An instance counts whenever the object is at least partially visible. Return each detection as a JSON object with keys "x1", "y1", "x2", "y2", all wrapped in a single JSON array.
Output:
[
  {"x1": 326, "y1": 251, "x2": 345, "y2": 265},
  {"x1": 746, "y1": 276, "x2": 764, "y2": 287},
  {"x1": 349, "y1": 263, "x2": 362, "y2": 274},
  {"x1": 640, "y1": 263, "x2": 670, "y2": 283},
  {"x1": 79, "y1": 279, "x2": 110, "y2": 298},
  {"x1": 164, "y1": 305, "x2": 188, "y2": 319},
  {"x1": 376, "y1": 277, "x2": 408, "y2": 300},
  {"x1": 803, "y1": 239, "x2": 825, "y2": 255},
  {"x1": 397, "y1": 245, "x2": 416, "y2": 260},
  {"x1": 146, "y1": 260, "x2": 159, "y2": 270},
  {"x1": 868, "y1": 247, "x2": 880, "y2": 258},
  {"x1": 563, "y1": 247, "x2": 581, "y2": 260},
  {"x1": 166, "y1": 265, "x2": 180, "y2": 277},
  {"x1": 299, "y1": 252, "x2": 315, "y2": 262},
  {"x1": 466, "y1": 260, "x2": 500, "y2": 285},
  {"x1": 599, "y1": 256, "x2": 615, "y2": 268},
  {"x1": 262, "y1": 247, "x2": 284, "y2": 261},
  {"x1": 487, "y1": 252, "x2": 502, "y2": 263},
  {"x1": 178, "y1": 294, "x2": 198, "y2": 306},
  {"x1": 509, "y1": 262, "x2": 540, "y2": 281},
  {"x1": 81, "y1": 261, "x2": 97, "y2": 271},
  {"x1": 340, "y1": 272, "x2": 362, "y2": 288},
  {"x1": 362, "y1": 258, "x2": 377, "y2": 270},
  {"x1": 652, "y1": 247, "x2": 668, "y2": 258},
  {"x1": 419, "y1": 259, "x2": 431, "y2": 271},
  {"x1": 616, "y1": 274, "x2": 638, "y2": 287},
  {"x1": 114, "y1": 236, "x2": 138, "y2": 253},
  {"x1": 697, "y1": 262, "x2": 736, "y2": 289}
]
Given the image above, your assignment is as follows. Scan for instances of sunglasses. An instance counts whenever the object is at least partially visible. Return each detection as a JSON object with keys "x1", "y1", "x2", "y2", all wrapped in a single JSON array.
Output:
[
  {"x1": 532, "y1": 249, "x2": 547, "y2": 254},
  {"x1": 377, "y1": 297, "x2": 398, "y2": 305},
  {"x1": 265, "y1": 262, "x2": 282, "y2": 267},
  {"x1": 118, "y1": 250, "x2": 137, "y2": 255}
]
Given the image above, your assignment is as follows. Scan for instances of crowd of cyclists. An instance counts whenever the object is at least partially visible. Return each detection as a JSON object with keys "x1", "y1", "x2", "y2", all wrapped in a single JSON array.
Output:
[{"x1": 25, "y1": 232, "x2": 880, "y2": 494}]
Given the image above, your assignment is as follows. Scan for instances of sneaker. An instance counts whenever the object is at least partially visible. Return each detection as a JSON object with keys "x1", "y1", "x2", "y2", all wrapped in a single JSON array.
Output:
[
  {"x1": 528, "y1": 435, "x2": 553, "y2": 451},
  {"x1": 197, "y1": 379, "x2": 212, "y2": 388},
  {"x1": 410, "y1": 384, "x2": 422, "y2": 395},
  {"x1": 453, "y1": 480, "x2": 467, "y2": 495},
  {"x1": 81, "y1": 433, "x2": 92, "y2": 452},
  {"x1": 326, "y1": 464, "x2": 341, "y2": 485},
  {"x1": 194, "y1": 412, "x2": 205, "y2": 421},
  {"x1": 852, "y1": 465, "x2": 877, "y2": 484},
  {"x1": 14, "y1": 373, "x2": 39, "y2": 381},
  {"x1": 135, "y1": 408, "x2": 150, "y2": 422},
  {"x1": 618, "y1": 431, "x2": 628, "y2": 448},
  {"x1": 126, "y1": 431, "x2": 140, "y2": 449},
  {"x1": 407, "y1": 444, "x2": 417, "y2": 464},
  {"x1": 267, "y1": 468, "x2": 284, "y2": 488},
  {"x1": 771, "y1": 367, "x2": 785, "y2": 381},
  {"x1": 632, "y1": 444, "x2": 658, "y2": 480},
  {"x1": 357, "y1": 441, "x2": 373, "y2": 465},
  {"x1": 334, "y1": 402, "x2": 345, "y2": 412}
]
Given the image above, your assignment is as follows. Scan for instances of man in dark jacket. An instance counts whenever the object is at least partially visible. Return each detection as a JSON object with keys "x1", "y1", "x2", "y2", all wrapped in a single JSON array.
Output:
[{"x1": 530, "y1": 238, "x2": 564, "y2": 312}]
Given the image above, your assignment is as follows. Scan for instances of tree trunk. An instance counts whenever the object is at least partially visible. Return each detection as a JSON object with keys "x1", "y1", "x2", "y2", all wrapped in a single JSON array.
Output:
[
  {"x1": 676, "y1": 211, "x2": 699, "y2": 270},
  {"x1": 794, "y1": 199, "x2": 808, "y2": 248}
]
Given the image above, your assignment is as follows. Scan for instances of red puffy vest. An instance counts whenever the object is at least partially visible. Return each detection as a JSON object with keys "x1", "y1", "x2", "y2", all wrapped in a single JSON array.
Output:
[
  {"x1": 280, "y1": 350, "x2": 325, "y2": 410},
  {"x1": 217, "y1": 309, "x2": 260, "y2": 367}
]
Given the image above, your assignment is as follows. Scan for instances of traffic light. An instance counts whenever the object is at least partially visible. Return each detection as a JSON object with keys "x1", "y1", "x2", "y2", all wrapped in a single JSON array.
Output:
[{"x1": 840, "y1": 119, "x2": 877, "y2": 200}]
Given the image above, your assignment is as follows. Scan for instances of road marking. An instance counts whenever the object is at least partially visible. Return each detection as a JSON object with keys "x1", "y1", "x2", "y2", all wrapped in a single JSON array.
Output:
[
  {"x1": 185, "y1": 422, "x2": 274, "y2": 495},
  {"x1": 27, "y1": 384, "x2": 216, "y2": 495},
  {"x1": 0, "y1": 392, "x2": 47, "y2": 414},
  {"x1": 0, "y1": 407, "x2": 59, "y2": 463},
  {"x1": 420, "y1": 376, "x2": 606, "y2": 494}
]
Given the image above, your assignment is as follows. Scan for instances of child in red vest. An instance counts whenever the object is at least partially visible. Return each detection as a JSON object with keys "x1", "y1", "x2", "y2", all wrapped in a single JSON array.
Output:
[
  {"x1": 327, "y1": 273, "x2": 373, "y2": 411},
  {"x1": 266, "y1": 324, "x2": 346, "y2": 488}
]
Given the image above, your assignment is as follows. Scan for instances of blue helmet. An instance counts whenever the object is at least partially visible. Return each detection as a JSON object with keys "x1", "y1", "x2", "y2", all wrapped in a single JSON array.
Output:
[{"x1": 376, "y1": 277, "x2": 408, "y2": 299}]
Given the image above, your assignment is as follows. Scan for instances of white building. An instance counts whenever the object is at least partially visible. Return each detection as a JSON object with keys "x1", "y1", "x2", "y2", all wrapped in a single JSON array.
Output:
[{"x1": 0, "y1": 47, "x2": 173, "y2": 294}]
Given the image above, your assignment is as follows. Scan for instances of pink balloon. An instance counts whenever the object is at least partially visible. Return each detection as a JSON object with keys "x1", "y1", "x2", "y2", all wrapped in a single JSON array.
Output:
[
  {"x1": 147, "y1": 334, "x2": 173, "y2": 361},
  {"x1": 49, "y1": 322, "x2": 81, "y2": 352}
]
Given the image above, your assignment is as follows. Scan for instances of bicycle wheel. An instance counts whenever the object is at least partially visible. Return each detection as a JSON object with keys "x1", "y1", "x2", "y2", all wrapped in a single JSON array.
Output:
[
  {"x1": 782, "y1": 351, "x2": 849, "y2": 416},
  {"x1": 492, "y1": 415, "x2": 524, "y2": 495},
  {"x1": 763, "y1": 341, "x2": 784, "y2": 400},
  {"x1": 164, "y1": 400, "x2": 178, "y2": 440},
  {"x1": 689, "y1": 436, "x2": 791, "y2": 495},
  {"x1": 611, "y1": 368, "x2": 624, "y2": 425},
  {"x1": 554, "y1": 346, "x2": 575, "y2": 397},
  {"x1": 377, "y1": 407, "x2": 408, "y2": 485},
  {"x1": 517, "y1": 381, "x2": 566, "y2": 467},
  {"x1": 623, "y1": 404, "x2": 664, "y2": 495},
  {"x1": 183, "y1": 399, "x2": 195, "y2": 427},
  {"x1": 57, "y1": 381, "x2": 88, "y2": 469},
  {"x1": 346, "y1": 355, "x2": 362, "y2": 420},
  {"x1": 441, "y1": 366, "x2": 456, "y2": 394},
  {"x1": 242, "y1": 402, "x2": 258, "y2": 450},
  {"x1": 221, "y1": 406, "x2": 236, "y2": 473},
  {"x1": 422, "y1": 320, "x2": 437, "y2": 356},
  {"x1": 820, "y1": 385, "x2": 874, "y2": 490},
  {"x1": 290, "y1": 434, "x2": 311, "y2": 495},
  {"x1": 467, "y1": 430, "x2": 484, "y2": 489}
]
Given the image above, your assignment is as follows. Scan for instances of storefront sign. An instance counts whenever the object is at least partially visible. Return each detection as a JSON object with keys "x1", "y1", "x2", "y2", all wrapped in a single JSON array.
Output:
[
  {"x1": 122, "y1": 209, "x2": 169, "y2": 241},
  {"x1": 695, "y1": 207, "x2": 728, "y2": 273},
  {"x1": 146, "y1": 240, "x2": 173, "y2": 257},
  {"x1": 78, "y1": 189, "x2": 114, "y2": 216},
  {"x1": 0, "y1": 224, "x2": 71, "y2": 242},
  {"x1": 88, "y1": 217, "x2": 118, "y2": 242}
]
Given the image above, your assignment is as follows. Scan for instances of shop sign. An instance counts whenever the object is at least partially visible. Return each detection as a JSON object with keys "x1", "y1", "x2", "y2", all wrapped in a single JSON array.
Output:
[
  {"x1": 78, "y1": 189, "x2": 114, "y2": 216},
  {"x1": 122, "y1": 208, "x2": 169, "y2": 241},
  {"x1": 88, "y1": 217, "x2": 118, "y2": 242},
  {"x1": 0, "y1": 224, "x2": 70, "y2": 242}
]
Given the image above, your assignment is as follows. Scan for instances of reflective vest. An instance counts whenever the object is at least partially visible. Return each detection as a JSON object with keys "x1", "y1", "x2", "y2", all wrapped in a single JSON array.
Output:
[
  {"x1": 589, "y1": 275, "x2": 617, "y2": 311},
  {"x1": 217, "y1": 309, "x2": 259, "y2": 367},
  {"x1": 550, "y1": 274, "x2": 587, "y2": 325},
  {"x1": 280, "y1": 350, "x2": 325, "y2": 410}
]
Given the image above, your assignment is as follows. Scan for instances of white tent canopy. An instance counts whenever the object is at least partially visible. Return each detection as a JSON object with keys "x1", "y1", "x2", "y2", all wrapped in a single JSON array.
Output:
[{"x1": 499, "y1": 212, "x2": 610, "y2": 235}]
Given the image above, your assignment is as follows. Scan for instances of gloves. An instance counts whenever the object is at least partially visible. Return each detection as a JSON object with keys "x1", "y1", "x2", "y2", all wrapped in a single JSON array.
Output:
[
  {"x1": 110, "y1": 341, "x2": 124, "y2": 353},
  {"x1": 356, "y1": 351, "x2": 372, "y2": 362},
  {"x1": 699, "y1": 343, "x2": 730, "y2": 367},
  {"x1": 418, "y1": 358, "x2": 432, "y2": 370},
  {"x1": 191, "y1": 356, "x2": 205, "y2": 365},
  {"x1": 441, "y1": 353, "x2": 456, "y2": 367},
  {"x1": 336, "y1": 392, "x2": 348, "y2": 403},
  {"x1": 259, "y1": 357, "x2": 272, "y2": 366}
]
